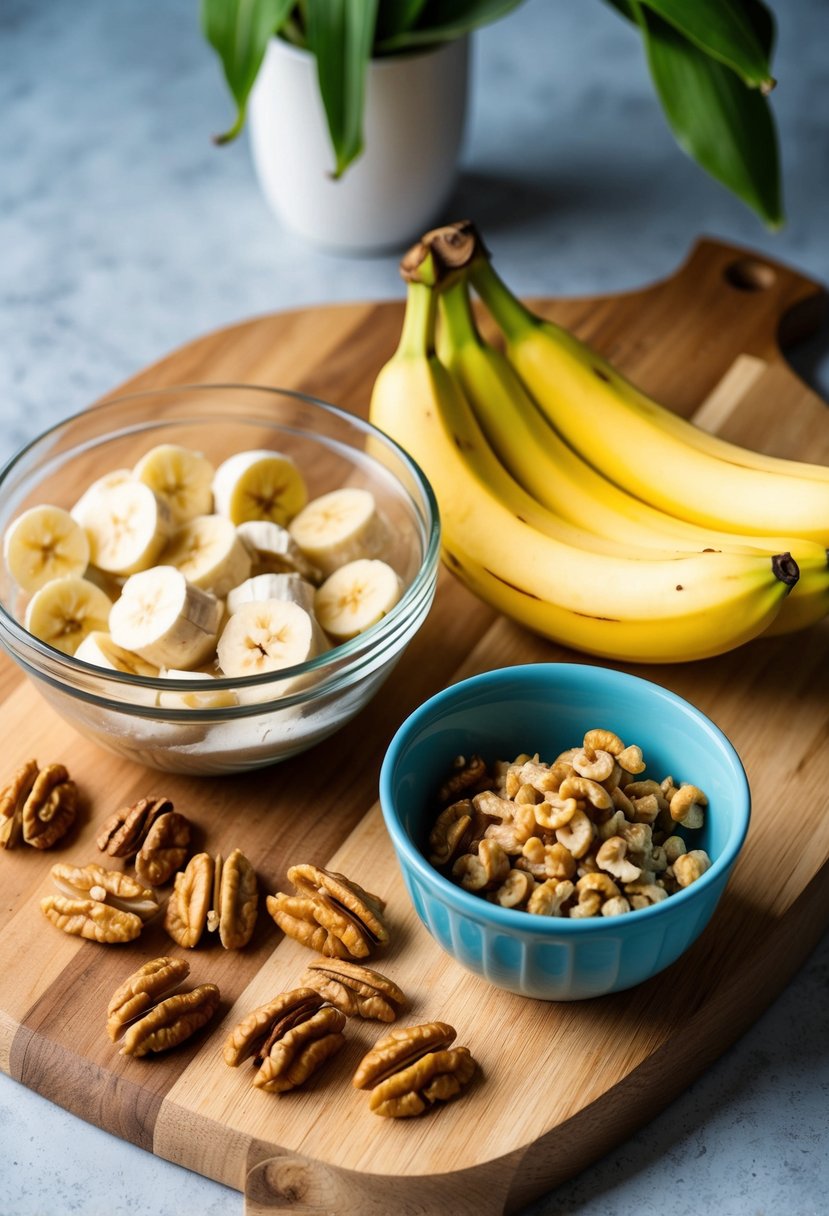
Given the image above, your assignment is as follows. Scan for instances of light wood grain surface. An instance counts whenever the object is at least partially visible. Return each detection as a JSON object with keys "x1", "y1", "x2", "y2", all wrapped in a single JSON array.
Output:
[{"x1": 0, "y1": 240, "x2": 827, "y2": 1215}]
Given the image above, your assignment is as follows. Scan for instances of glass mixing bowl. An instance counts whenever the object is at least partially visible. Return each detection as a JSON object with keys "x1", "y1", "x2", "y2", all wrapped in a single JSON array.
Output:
[{"x1": 0, "y1": 385, "x2": 440, "y2": 774}]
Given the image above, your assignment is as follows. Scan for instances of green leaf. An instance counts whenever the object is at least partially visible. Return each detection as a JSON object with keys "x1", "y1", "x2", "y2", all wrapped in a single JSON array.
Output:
[
  {"x1": 636, "y1": 0, "x2": 774, "y2": 90},
  {"x1": 376, "y1": 0, "x2": 525, "y2": 53},
  {"x1": 201, "y1": 0, "x2": 296, "y2": 143},
  {"x1": 635, "y1": 5, "x2": 783, "y2": 226},
  {"x1": 376, "y1": 0, "x2": 431, "y2": 45},
  {"x1": 604, "y1": 0, "x2": 776, "y2": 62},
  {"x1": 306, "y1": 0, "x2": 379, "y2": 179}
]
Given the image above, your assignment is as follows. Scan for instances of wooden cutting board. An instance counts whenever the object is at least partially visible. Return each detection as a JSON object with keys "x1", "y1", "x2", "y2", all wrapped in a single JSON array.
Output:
[{"x1": 2, "y1": 239, "x2": 828, "y2": 1216}]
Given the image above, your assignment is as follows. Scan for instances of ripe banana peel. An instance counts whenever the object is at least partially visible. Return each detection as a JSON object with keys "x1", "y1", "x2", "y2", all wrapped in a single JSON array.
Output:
[
  {"x1": 436, "y1": 277, "x2": 829, "y2": 637},
  {"x1": 368, "y1": 276, "x2": 797, "y2": 664},
  {"x1": 467, "y1": 249, "x2": 829, "y2": 544}
]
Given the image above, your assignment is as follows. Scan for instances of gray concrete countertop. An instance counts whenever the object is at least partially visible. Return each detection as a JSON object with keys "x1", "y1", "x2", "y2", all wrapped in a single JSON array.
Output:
[{"x1": 1, "y1": 2, "x2": 827, "y2": 1214}]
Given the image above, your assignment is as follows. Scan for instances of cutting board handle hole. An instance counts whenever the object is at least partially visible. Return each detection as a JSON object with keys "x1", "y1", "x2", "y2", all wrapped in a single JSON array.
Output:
[{"x1": 723, "y1": 259, "x2": 777, "y2": 292}]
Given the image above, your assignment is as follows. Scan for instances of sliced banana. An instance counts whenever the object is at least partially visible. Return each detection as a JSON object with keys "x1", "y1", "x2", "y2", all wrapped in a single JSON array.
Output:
[
  {"x1": 315, "y1": 558, "x2": 404, "y2": 642},
  {"x1": 133, "y1": 443, "x2": 215, "y2": 524},
  {"x1": 157, "y1": 669, "x2": 239, "y2": 710},
  {"x1": 212, "y1": 450, "x2": 307, "y2": 527},
  {"x1": 236, "y1": 519, "x2": 321, "y2": 583},
  {"x1": 161, "y1": 514, "x2": 252, "y2": 598},
  {"x1": 3, "y1": 504, "x2": 90, "y2": 592},
  {"x1": 74, "y1": 630, "x2": 160, "y2": 677},
  {"x1": 76, "y1": 480, "x2": 173, "y2": 576},
  {"x1": 74, "y1": 631, "x2": 159, "y2": 705},
  {"x1": 70, "y1": 468, "x2": 133, "y2": 526},
  {"x1": 216, "y1": 599, "x2": 326, "y2": 693},
  {"x1": 25, "y1": 576, "x2": 114, "y2": 656},
  {"x1": 226, "y1": 572, "x2": 317, "y2": 616},
  {"x1": 109, "y1": 565, "x2": 223, "y2": 669},
  {"x1": 288, "y1": 487, "x2": 388, "y2": 577}
]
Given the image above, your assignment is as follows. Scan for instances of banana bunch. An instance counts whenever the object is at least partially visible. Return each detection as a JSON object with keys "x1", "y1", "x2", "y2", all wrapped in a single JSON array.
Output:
[
  {"x1": 369, "y1": 222, "x2": 829, "y2": 664},
  {"x1": 3, "y1": 444, "x2": 404, "y2": 705}
]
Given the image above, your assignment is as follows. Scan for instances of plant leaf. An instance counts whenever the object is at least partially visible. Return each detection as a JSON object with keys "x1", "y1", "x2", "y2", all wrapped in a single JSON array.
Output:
[
  {"x1": 635, "y1": 5, "x2": 783, "y2": 226},
  {"x1": 603, "y1": 0, "x2": 776, "y2": 61},
  {"x1": 376, "y1": 0, "x2": 525, "y2": 53},
  {"x1": 306, "y1": 0, "x2": 379, "y2": 179},
  {"x1": 636, "y1": 0, "x2": 774, "y2": 90},
  {"x1": 201, "y1": 0, "x2": 296, "y2": 143},
  {"x1": 376, "y1": 0, "x2": 432, "y2": 45}
]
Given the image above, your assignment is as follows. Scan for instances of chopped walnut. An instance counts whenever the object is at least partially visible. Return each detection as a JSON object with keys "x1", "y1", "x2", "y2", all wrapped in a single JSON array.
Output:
[
  {"x1": 0, "y1": 759, "x2": 38, "y2": 849},
  {"x1": 437, "y1": 754, "x2": 491, "y2": 806},
  {"x1": 427, "y1": 733, "x2": 717, "y2": 921},
  {"x1": 672, "y1": 849, "x2": 713, "y2": 887}
]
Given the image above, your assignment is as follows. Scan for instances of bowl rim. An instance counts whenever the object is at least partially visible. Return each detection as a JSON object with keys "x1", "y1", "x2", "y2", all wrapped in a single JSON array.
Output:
[
  {"x1": 0, "y1": 383, "x2": 442, "y2": 712},
  {"x1": 379, "y1": 662, "x2": 751, "y2": 936}
]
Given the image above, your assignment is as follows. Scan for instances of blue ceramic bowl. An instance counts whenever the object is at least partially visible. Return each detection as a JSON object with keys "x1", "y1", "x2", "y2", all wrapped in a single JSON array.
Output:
[{"x1": 379, "y1": 663, "x2": 750, "y2": 1001}]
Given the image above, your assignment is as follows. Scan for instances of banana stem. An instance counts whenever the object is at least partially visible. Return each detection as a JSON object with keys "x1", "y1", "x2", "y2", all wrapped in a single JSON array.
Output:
[
  {"x1": 470, "y1": 257, "x2": 538, "y2": 342},
  {"x1": 439, "y1": 279, "x2": 482, "y2": 350},
  {"x1": 397, "y1": 281, "x2": 438, "y2": 360}
]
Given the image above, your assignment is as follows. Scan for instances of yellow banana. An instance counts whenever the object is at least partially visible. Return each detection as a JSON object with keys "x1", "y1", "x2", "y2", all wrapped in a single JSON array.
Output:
[
  {"x1": 436, "y1": 278, "x2": 829, "y2": 635},
  {"x1": 369, "y1": 277, "x2": 796, "y2": 663},
  {"x1": 466, "y1": 251, "x2": 829, "y2": 543}
]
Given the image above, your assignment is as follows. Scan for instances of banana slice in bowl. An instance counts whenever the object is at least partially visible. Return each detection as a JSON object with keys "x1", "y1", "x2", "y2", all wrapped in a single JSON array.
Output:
[
  {"x1": 236, "y1": 519, "x2": 321, "y2": 583},
  {"x1": 133, "y1": 443, "x2": 215, "y2": 524},
  {"x1": 288, "y1": 488, "x2": 388, "y2": 578},
  {"x1": 315, "y1": 559, "x2": 404, "y2": 642},
  {"x1": 3, "y1": 504, "x2": 90, "y2": 593},
  {"x1": 75, "y1": 480, "x2": 173, "y2": 576},
  {"x1": 227, "y1": 571, "x2": 317, "y2": 616},
  {"x1": 213, "y1": 450, "x2": 307, "y2": 526},
  {"x1": 162, "y1": 514, "x2": 252, "y2": 598},
  {"x1": 25, "y1": 575, "x2": 114, "y2": 656},
  {"x1": 109, "y1": 565, "x2": 222, "y2": 669},
  {"x1": 216, "y1": 598, "x2": 328, "y2": 702}
]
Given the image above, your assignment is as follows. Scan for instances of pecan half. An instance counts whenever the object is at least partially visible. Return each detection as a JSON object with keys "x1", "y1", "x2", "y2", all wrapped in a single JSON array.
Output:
[
  {"x1": 50, "y1": 862, "x2": 159, "y2": 921},
  {"x1": 96, "y1": 796, "x2": 174, "y2": 859},
  {"x1": 21, "y1": 764, "x2": 77, "y2": 849},
  {"x1": 368, "y1": 1047, "x2": 477, "y2": 1118},
  {"x1": 301, "y1": 958, "x2": 406, "y2": 1022},
  {"x1": 223, "y1": 986, "x2": 346, "y2": 1093},
  {"x1": 165, "y1": 848, "x2": 257, "y2": 949},
  {"x1": 267, "y1": 864, "x2": 389, "y2": 961},
  {"x1": 352, "y1": 1022, "x2": 456, "y2": 1089},
  {"x1": 40, "y1": 896, "x2": 143, "y2": 943},
  {"x1": 134, "y1": 811, "x2": 191, "y2": 887},
  {"x1": 106, "y1": 956, "x2": 191, "y2": 1041},
  {"x1": 120, "y1": 983, "x2": 220, "y2": 1056},
  {"x1": 205, "y1": 849, "x2": 258, "y2": 949},
  {"x1": 164, "y1": 852, "x2": 213, "y2": 948},
  {"x1": 0, "y1": 759, "x2": 39, "y2": 848}
]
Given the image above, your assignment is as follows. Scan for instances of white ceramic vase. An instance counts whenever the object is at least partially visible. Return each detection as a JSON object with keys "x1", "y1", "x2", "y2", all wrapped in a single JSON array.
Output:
[{"x1": 248, "y1": 36, "x2": 470, "y2": 254}]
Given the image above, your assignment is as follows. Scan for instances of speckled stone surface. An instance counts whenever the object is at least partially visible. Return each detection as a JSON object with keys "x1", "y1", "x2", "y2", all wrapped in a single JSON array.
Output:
[{"x1": 1, "y1": 1, "x2": 828, "y2": 1214}]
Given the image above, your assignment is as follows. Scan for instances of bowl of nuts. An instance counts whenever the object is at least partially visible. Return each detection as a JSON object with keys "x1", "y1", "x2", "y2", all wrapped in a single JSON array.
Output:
[
  {"x1": 379, "y1": 663, "x2": 750, "y2": 1000},
  {"x1": 0, "y1": 385, "x2": 439, "y2": 773}
]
